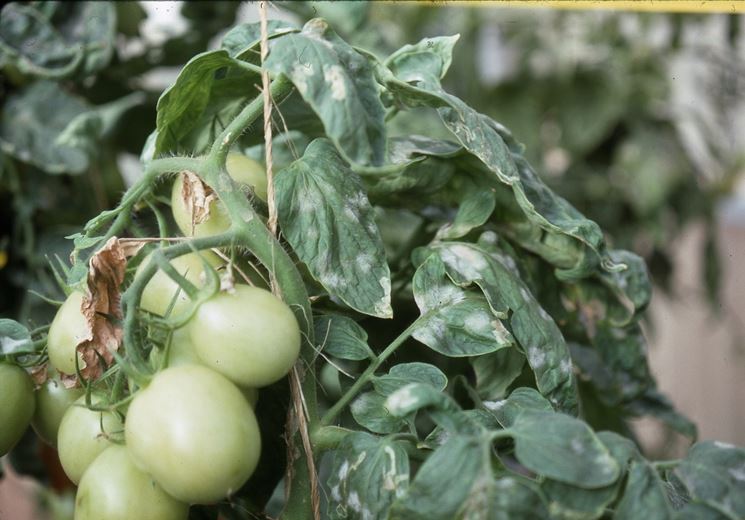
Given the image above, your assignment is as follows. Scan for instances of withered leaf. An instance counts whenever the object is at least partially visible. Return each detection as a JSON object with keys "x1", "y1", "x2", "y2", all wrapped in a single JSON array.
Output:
[
  {"x1": 75, "y1": 236, "x2": 143, "y2": 381},
  {"x1": 179, "y1": 170, "x2": 218, "y2": 234}
]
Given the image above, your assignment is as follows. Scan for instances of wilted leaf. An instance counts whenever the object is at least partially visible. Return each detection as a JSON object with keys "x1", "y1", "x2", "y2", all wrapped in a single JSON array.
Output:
[{"x1": 178, "y1": 171, "x2": 219, "y2": 233}]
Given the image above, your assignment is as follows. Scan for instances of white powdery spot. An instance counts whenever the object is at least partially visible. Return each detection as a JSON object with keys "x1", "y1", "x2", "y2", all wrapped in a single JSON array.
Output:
[
  {"x1": 439, "y1": 244, "x2": 488, "y2": 280},
  {"x1": 570, "y1": 438, "x2": 585, "y2": 454},
  {"x1": 348, "y1": 491, "x2": 362, "y2": 512},
  {"x1": 324, "y1": 65, "x2": 347, "y2": 100},
  {"x1": 519, "y1": 286, "x2": 533, "y2": 302},
  {"x1": 348, "y1": 191, "x2": 368, "y2": 209},
  {"x1": 480, "y1": 231, "x2": 498, "y2": 245},
  {"x1": 714, "y1": 441, "x2": 736, "y2": 450},
  {"x1": 324, "y1": 272, "x2": 343, "y2": 289},
  {"x1": 425, "y1": 284, "x2": 465, "y2": 309},
  {"x1": 528, "y1": 347, "x2": 546, "y2": 369},
  {"x1": 338, "y1": 460, "x2": 350, "y2": 480},
  {"x1": 331, "y1": 485, "x2": 341, "y2": 501},
  {"x1": 375, "y1": 276, "x2": 392, "y2": 317},
  {"x1": 297, "y1": 191, "x2": 316, "y2": 214},
  {"x1": 465, "y1": 311, "x2": 491, "y2": 333},
  {"x1": 492, "y1": 320, "x2": 512, "y2": 344},
  {"x1": 483, "y1": 400, "x2": 506, "y2": 412},
  {"x1": 538, "y1": 306, "x2": 552, "y2": 321},
  {"x1": 356, "y1": 253, "x2": 374, "y2": 274},
  {"x1": 343, "y1": 205, "x2": 360, "y2": 222},
  {"x1": 596, "y1": 453, "x2": 616, "y2": 473},
  {"x1": 386, "y1": 385, "x2": 419, "y2": 414},
  {"x1": 728, "y1": 464, "x2": 745, "y2": 482},
  {"x1": 496, "y1": 478, "x2": 515, "y2": 490},
  {"x1": 560, "y1": 358, "x2": 573, "y2": 375},
  {"x1": 291, "y1": 63, "x2": 314, "y2": 95}
]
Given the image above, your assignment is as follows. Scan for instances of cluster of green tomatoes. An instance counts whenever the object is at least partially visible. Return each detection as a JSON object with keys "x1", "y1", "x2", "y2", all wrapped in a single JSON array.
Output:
[{"x1": 1, "y1": 155, "x2": 301, "y2": 519}]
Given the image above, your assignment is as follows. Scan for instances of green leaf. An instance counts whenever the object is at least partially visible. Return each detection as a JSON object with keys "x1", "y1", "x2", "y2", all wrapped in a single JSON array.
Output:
[
  {"x1": 276, "y1": 139, "x2": 392, "y2": 318},
  {"x1": 385, "y1": 35, "x2": 460, "y2": 83},
  {"x1": 411, "y1": 255, "x2": 513, "y2": 357},
  {"x1": 510, "y1": 410, "x2": 621, "y2": 488},
  {"x1": 542, "y1": 430, "x2": 637, "y2": 520},
  {"x1": 675, "y1": 503, "x2": 731, "y2": 520},
  {"x1": 390, "y1": 433, "x2": 549, "y2": 520},
  {"x1": 154, "y1": 49, "x2": 259, "y2": 156},
  {"x1": 615, "y1": 461, "x2": 673, "y2": 520},
  {"x1": 426, "y1": 241, "x2": 577, "y2": 413},
  {"x1": 0, "y1": 2, "x2": 115, "y2": 78},
  {"x1": 0, "y1": 319, "x2": 33, "y2": 355},
  {"x1": 351, "y1": 392, "x2": 406, "y2": 435},
  {"x1": 265, "y1": 19, "x2": 386, "y2": 166},
  {"x1": 373, "y1": 362, "x2": 448, "y2": 396},
  {"x1": 483, "y1": 387, "x2": 553, "y2": 428},
  {"x1": 314, "y1": 314, "x2": 374, "y2": 361},
  {"x1": 470, "y1": 347, "x2": 525, "y2": 400},
  {"x1": 673, "y1": 441, "x2": 745, "y2": 519},
  {"x1": 0, "y1": 82, "x2": 90, "y2": 174},
  {"x1": 327, "y1": 432, "x2": 410, "y2": 520},
  {"x1": 384, "y1": 382, "x2": 458, "y2": 419},
  {"x1": 435, "y1": 189, "x2": 496, "y2": 240},
  {"x1": 221, "y1": 20, "x2": 297, "y2": 60}
]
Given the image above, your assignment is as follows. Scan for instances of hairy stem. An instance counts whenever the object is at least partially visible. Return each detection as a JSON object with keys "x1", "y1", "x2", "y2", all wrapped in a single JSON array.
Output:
[{"x1": 321, "y1": 320, "x2": 419, "y2": 426}]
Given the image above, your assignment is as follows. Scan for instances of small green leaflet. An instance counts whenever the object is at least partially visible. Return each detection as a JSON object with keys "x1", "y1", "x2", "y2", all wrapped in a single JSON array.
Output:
[
  {"x1": 673, "y1": 441, "x2": 745, "y2": 519},
  {"x1": 373, "y1": 362, "x2": 447, "y2": 396},
  {"x1": 314, "y1": 314, "x2": 374, "y2": 361},
  {"x1": 0, "y1": 319, "x2": 33, "y2": 355},
  {"x1": 483, "y1": 387, "x2": 553, "y2": 428},
  {"x1": 265, "y1": 18, "x2": 386, "y2": 166},
  {"x1": 275, "y1": 139, "x2": 392, "y2": 318},
  {"x1": 615, "y1": 461, "x2": 674, "y2": 520},
  {"x1": 510, "y1": 410, "x2": 621, "y2": 489},
  {"x1": 154, "y1": 49, "x2": 259, "y2": 156},
  {"x1": 352, "y1": 392, "x2": 407, "y2": 435},
  {"x1": 435, "y1": 189, "x2": 496, "y2": 240},
  {"x1": 0, "y1": 2, "x2": 115, "y2": 78},
  {"x1": 221, "y1": 20, "x2": 297, "y2": 60},
  {"x1": 411, "y1": 255, "x2": 514, "y2": 357},
  {"x1": 424, "y1": 240, "x2": 577, "y2": 413},
  {"x1": 470, "y1": 347, "x2": 525, "y2": 400},
  {"x1": 327, "y1": 432, "x2": 410, "y2": 520}
]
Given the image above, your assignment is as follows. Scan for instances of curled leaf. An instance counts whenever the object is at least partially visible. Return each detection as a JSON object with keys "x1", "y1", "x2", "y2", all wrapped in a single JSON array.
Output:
[
  {"x1": 76, "y1": 237, "x2": 143, "y2": 381},
  {"x1": 179, "y1": 170, "x2": 218, "y2": 233}
]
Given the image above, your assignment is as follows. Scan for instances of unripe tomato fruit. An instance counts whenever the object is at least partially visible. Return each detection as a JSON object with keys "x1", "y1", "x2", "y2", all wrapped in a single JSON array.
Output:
[
  {"x1": 57, "y1": 394, "x2": 124, "y2": 484},
  {"x1": 47, "y1": 291, "x2": 88, "y2": 375},
  {"x1": 32, "y1": 372, "x2": 84, "y2": 447},
  {"x1": 170, "y1": 153, "x2": 267, "y2": 237},
  {"x1": 0, "y1": 363, "x2": 35, "y2": 456},
  {"x1": 74, "y1": 445, "x2": 188, "y2": 520},
  {"x1": 149, "y1": 328, "x2": 259, "y2": 407},
  {"x1": 125, "y1": 365, "x2": 261, "y2": 504},
  {"x1": 137, "y1": 251, "x2": 222, "y2": 319},
  {"x1": 187, "y1": 285, "x2": 301, "y2": 388}
]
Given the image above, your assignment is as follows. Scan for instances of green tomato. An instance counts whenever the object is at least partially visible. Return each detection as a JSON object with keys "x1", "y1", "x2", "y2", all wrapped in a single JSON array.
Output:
[
  {"x1": 58, "y1": 395, "x2": 124, "y2": 484},
  {"x1": 137, "y1": 251, "x2": 222, "y2": 319},
  {"x1": 150, "y1": 329, "x2": 259, "y2": 407},
  {"x1": 0, "y1": 363, "x2": 35, "y2": 456},
  {"x1": 125, "y1": 365, "x2": 261, "y2": 504},
  {"x1": 47, "y1": 291, "x2": 88, "y2": 375},
  {"x1": 170, "y1": 153, "x2": 267, "y2": 238},
  {"x1": 75, "y1": 445, "x2": 188, "y2": 520},
  {"x1": 187, "y1": 285, "x2": 301, "y2": 388},
  {"x1": 32, "y1": 372, "x2": 84, "y2": 447}
]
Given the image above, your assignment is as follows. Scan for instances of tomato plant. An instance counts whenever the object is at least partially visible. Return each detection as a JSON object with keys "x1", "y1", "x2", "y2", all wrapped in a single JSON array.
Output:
[
  {"x1": 124, "y1": 365, "x2": 261, "y2": 504},
  {"x1": 75, "y1": 445, "x2": 188, "y2": 520},
  {"x1": 0, "y1": 362, "x2": 35, "y2": 456},
  {"x1": 0, "y1": 2, "x2": 744, "y2": 520}
]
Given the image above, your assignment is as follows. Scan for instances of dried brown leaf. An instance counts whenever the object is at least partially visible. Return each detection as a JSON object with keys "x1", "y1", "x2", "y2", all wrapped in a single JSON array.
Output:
[
  {"x1": 75, "y1": 237, "x2": 144, "y2": 381},
  {"x1": 180, "y1": 171, "x2": 218, "y2": 234},
  {"x1": 30, "y1": 363, "x2": 48, "y2": 387}
]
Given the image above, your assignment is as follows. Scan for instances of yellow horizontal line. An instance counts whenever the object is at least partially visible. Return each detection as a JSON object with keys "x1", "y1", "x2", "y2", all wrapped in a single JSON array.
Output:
[{"x1": 396, "y1": 1, "x2": 745, "y2": 14}]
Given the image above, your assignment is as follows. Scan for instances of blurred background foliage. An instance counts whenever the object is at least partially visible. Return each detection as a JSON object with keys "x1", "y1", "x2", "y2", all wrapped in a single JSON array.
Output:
[{"x1": 3, "y1": 1, "x2": 743, "y2": 331}]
